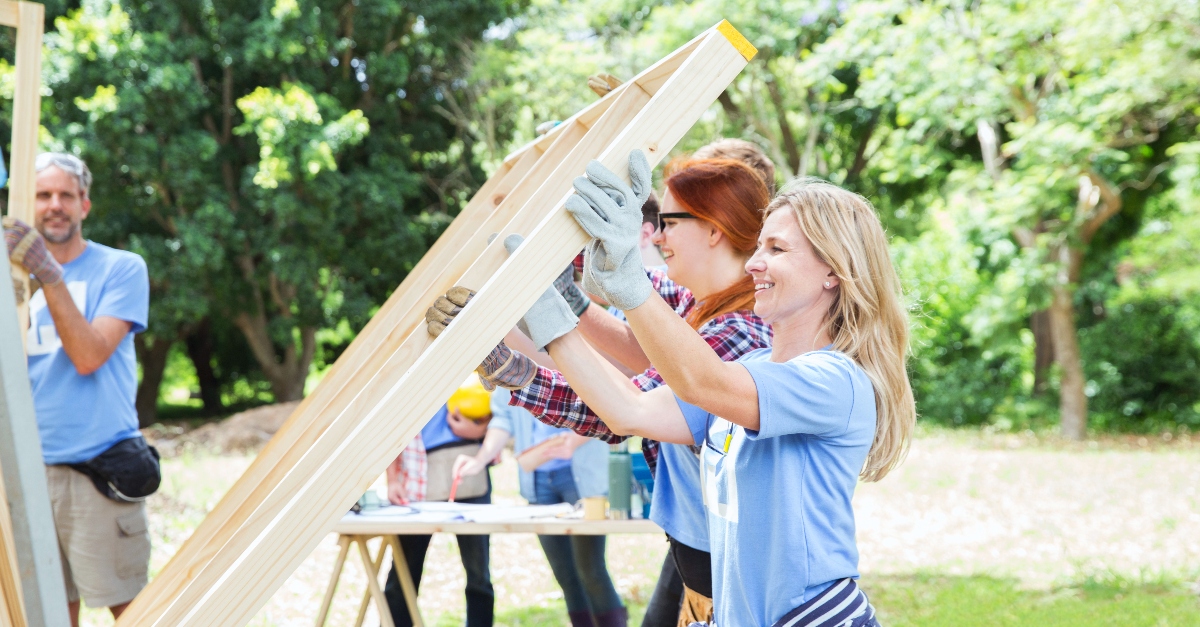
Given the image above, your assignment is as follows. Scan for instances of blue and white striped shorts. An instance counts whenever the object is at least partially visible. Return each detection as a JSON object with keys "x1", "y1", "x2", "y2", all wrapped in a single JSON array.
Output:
[
  {"x1": 771, "y1": 578, "x2": 879, "y2": 627},
  {"x1": 687, "y1": 578, "x2": 880, "y2": 627}
]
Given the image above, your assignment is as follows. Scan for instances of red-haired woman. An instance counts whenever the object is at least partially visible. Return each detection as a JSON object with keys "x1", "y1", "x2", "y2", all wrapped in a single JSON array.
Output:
[{"x1": 428, "y1": 158, "x2": 773, "y2": 626}]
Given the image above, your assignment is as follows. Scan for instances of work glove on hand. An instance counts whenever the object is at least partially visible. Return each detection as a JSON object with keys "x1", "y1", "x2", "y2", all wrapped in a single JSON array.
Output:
[
  {"x1": 3, "y1": 216, "x2": 63, "y2": 286},
  {"x1": 564, "y1": 149, "x2": 653, "y2": 311},
  {"x1": 502, "y1": 234, "x2": 580, "y2": 351},
  {"x1": 553, "y1": 260, "x2": 591, "y2": 317},
  {"x1": 425, "y1": 286, "x2": 537, "y2": 390}
]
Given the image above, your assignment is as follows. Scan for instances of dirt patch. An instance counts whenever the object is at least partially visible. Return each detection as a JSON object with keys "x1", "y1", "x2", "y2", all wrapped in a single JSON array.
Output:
[{"x1": 144, "y1": 401, "x2": 300, "y2": 456}]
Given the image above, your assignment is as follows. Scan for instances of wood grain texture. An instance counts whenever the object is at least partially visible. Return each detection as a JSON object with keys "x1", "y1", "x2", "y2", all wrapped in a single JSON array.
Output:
[
  {"x1": 0, "y1": 5, "x2": 42, "y2": 624},
  {"x1": 0, "y1": 1, "x2": 18, "y2": 27},
  {"x1": 158, "y1": 25, "x2": 747, "y2": 627},
  {"x1": 118, "y1": 29, "x2": 712, "y2": 627},
  {"x1": 8, "y1": 1, "x2": 43, "y2": 342},
  {"x1": 132, "y1": 83, "x2": 644, "y2": 627},
  {"x1": 116, "y1": 147, "x2": 537, "y2": 626},
  {"x1": 0, "y1": 465, "x2": 26, "y2": 627}
]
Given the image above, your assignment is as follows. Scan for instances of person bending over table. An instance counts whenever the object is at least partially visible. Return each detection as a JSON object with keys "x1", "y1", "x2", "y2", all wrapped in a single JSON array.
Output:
[
  {"x1": 431, "y1": 153, "x2": 915, "y2": 627},
  {"x1": 383, "y1": 377, "x2": 497, "y2": 627},
  {"x1": 454, "y1": 390, "x2": 625, "y2": 627}
]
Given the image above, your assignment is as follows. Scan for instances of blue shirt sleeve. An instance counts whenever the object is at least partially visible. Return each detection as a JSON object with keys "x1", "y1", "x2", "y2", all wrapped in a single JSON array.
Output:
[
  {"x1": 673, "y1": 395, "x2": 711, "y2": 447},
  {"x1": 740, "y1": 351, "x2": 860, "y2": 440},
  {"x1": 94, "y1": 253, "x2": 149, "y2": 333},
  {"x1": 488, "y1": 390, "x2": 514, "y2": 435}
]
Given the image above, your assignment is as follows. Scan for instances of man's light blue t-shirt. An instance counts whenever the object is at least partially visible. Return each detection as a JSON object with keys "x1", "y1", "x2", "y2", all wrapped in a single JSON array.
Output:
[
  {"x1": 27, "y1": 241, "x2": 148, "y2": 465},
  {"x1": 675, "y1": 348, "x2": 876, "y2": 627}
]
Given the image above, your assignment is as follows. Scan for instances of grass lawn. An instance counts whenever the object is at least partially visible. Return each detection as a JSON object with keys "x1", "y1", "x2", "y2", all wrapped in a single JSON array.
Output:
[
  {"x1": 416, "y1": 575, "x2": 1200, "y2": 626},
  {"x1": 75, "y1": 427, "x2": 1197, "y2": 626},
  {"x1": 868, "y1": 574, "x2": 1199, "y2": 626}
]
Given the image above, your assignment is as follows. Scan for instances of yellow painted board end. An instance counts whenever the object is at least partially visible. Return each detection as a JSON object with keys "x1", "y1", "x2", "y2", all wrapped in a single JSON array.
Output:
[{"x1": 716, "y1": 20, "x2": 756, "y2": 61}]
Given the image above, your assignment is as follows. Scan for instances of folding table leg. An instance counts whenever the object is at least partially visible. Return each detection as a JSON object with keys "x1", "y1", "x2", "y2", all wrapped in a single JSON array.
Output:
[
  {"x1": 385, "y1": 535, "x2": 425, "y2": 627},
  {"x1": 314, "y1": 535, "x2": 352, "y2": 627},
  {"x1": 355, "y1": 537, "x2": 395, "y2": 627}
]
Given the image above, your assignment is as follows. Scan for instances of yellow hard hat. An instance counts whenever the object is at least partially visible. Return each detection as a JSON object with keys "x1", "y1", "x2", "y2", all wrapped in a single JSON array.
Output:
[{"x1": 447, "y1": 374, "x2": 492, "y2": 420}]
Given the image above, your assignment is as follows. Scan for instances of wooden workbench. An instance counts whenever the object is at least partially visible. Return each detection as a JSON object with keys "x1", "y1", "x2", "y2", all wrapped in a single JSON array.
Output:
[{"x1": 317, "y1": 503, "x2": 661, "y2": 627}]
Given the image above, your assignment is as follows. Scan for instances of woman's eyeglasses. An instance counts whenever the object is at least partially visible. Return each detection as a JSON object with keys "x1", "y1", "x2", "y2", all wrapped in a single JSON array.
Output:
[{"x1": 656, "y1": 212, "x2": 697, "y2": 232}]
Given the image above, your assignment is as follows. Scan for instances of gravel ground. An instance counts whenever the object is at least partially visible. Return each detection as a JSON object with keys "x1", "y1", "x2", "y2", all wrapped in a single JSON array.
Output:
[{"x1": 79, "y1": 429, "x2": 1200, "y2": 626}]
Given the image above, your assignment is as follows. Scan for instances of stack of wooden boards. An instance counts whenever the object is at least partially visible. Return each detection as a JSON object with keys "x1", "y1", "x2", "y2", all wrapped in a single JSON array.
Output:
[{"x1": 100, "y1": 19, "x2": 757, "y2": 627}]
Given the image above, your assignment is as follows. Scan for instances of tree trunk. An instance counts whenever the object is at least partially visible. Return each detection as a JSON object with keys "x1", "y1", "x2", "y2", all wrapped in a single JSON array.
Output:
[
  {"x1": 134, "y1": 335, "x2": 173, "y2": 428},
  {"x1": 1049, "y1": 284, "x2": 1087, "y2": 439},
  {"x1": 184, "y1": 317, "x2": 224, "y2": 412},
  {"x1": 233, "y1": 311, "x2": 316, "y2": 402},
  {"x1": 1030, "y1": 309, "x2": 1055, "y2": 396}
]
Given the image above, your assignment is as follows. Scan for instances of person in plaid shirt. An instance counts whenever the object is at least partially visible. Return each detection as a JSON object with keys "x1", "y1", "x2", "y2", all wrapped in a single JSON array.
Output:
[{"x1": 427, "y1": 156, "x2": 773, "y2": 627}]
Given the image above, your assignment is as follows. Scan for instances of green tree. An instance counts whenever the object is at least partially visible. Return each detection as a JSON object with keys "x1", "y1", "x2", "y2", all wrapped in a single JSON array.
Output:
[
  {"x1": 38, "y1": 0, "x2": 520, "y2": 417},
  {"x1": 808, "y1": 0, "x2": 1200, "y2": 438}
]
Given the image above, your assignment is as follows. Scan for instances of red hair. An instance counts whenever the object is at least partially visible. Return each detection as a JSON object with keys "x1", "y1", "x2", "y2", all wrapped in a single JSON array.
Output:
[{"x1": 664, "y1": 158, "x2": 770, "y2": 329}]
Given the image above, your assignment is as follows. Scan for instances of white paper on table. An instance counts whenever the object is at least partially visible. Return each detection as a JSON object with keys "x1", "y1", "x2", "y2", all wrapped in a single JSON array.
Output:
[{"x1": 459, "y1": 503, "x2": 574, "y2": 523}]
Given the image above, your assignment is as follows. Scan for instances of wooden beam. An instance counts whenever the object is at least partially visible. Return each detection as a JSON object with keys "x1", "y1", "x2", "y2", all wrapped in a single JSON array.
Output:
[
  {"x1": 115, "y1": 144, "x2": 540, "y2": 625},
  {"x1": 116, "y1": 33, "x2": 704, "y2": 627},
  {"x1": 0, "y1": 466, "x2": 24, "y2": 627},
  {"x1": 0, "y1": 251, "x2": 70, "y2": 627},
  {"x1": 0, "y1": 6, "x2": 68, "y2": 627},
  {"x1": 148, "y1": 21, "x2": 752, "y2": 627},
  {"x1": 0, "y1": 1, "x2": 18, "y2": 28},
  {"x1": 121, "y1": 35, "x2": 700, "y2": 624},
  {"x1": 6, "y1": 1, "x2": 43, "y2": 342}
]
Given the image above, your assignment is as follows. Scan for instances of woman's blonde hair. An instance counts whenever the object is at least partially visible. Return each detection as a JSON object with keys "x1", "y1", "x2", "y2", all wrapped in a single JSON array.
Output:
[{"x1": 766, "y1": 178, "x2": 916, "y2": 482}]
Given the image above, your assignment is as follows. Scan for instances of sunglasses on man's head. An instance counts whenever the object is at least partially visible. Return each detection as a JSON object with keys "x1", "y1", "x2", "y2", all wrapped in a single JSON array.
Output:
[{"x1": 656, "y1": 212, "x2": 697, "y2": 232}]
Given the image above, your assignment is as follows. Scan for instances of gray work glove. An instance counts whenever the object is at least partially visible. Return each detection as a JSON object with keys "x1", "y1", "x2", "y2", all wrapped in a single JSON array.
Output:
[
  {"x1": 554, "y1": 261, "x2": 591, "y2": 317},
  {"x1": 425, "y1": 286, "x2": 537, "y2": 390},
  {"x1": 4, "y1": 216, "x2": 64, "y2": 286},
  {"x1": 564, "y1": 150, "x2": 654, "y2": 311},
  {"x1": 502, "y1": 234, "x2": 580, "y2": 351}
]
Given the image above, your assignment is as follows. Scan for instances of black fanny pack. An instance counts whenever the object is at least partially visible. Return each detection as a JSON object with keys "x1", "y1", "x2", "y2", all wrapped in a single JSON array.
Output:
[{"x1": 69, "y1": 436, "x2": 161, "y2": 502}]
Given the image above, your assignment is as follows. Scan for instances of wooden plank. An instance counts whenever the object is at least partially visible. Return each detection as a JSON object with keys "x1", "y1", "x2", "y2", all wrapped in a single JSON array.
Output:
[
  {"x1": 0, "y1": 465, "x2": 25, "y2": 627},
  {"x1": 0, "y1": 7, "x2": 65, "y2": 627},
  {"x1": 0, "y1": 254, "x2": 68, "y2": 627},
  {"x1": 7, "y1": 1, "x2": 43, "y2": 342},
  {"x1": 117, "y1": 39, "x2": 685, "y2": 627},
  {"x1": 121, "y1": 38, "x2": 708, "y2": 620},
  {"x1": 355, "y1": 540, "x2": 395, "y2": 627},
  {"x1": 116, "y1": 149, "x2": 536, "y2": 625},
  {"x1": 155, "y1": 22, "x2": 751, "y2": 627},
  {"x1": 313, "y1": 535, "x2": 350, "y2": 627},
  {"x1": 127, "y1": 42, "x2": 686, "y2": 627},
  {"x1": 0, "y1": 1, "x2": 17, "y2": 28},
  {"x1": 382, "y1": 535, "x2": 422, "y2": 627}
]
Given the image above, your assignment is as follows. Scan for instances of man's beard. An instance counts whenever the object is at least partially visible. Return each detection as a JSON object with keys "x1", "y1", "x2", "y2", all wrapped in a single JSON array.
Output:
[{"x1": 37, "y1": 214, "x2": 80, "y2": 244}]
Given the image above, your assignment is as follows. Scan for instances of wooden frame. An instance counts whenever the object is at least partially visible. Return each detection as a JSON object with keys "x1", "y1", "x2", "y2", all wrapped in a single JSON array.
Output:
[
  {"x1": 0, "y1": 4, "x2": 70, "y2": 627},
  {"x1": 118, "y1": 20, "x2": 755, "y2": 627}
]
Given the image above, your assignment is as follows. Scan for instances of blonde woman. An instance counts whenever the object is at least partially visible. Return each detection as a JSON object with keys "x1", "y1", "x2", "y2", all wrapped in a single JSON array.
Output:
[{"x1": 494, "y1": 152, "x2": 914, "y2": 626}]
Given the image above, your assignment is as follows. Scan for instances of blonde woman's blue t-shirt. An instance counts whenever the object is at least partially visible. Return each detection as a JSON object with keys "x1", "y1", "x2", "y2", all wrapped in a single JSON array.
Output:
[
  {"x1": 674, "y1": 348, "x2": 875, "y2": 627},
  {"x1": 27, "y1": 242, "x2": 149, "y2": 465}
]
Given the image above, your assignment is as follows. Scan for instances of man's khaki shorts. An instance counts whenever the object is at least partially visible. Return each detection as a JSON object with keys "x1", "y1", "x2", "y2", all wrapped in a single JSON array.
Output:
[{"x1": 46, "y1": 465, "x2": 150, "y2": 607}]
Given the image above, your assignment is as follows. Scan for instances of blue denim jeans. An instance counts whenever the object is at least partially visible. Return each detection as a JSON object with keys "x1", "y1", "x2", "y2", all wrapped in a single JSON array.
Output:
[
  {"x1": 384, "y1": 492, "x2": 494, "y2": 627},
  {"x1": 532, "y1": 467, "x2": 624, "y2": 615}
]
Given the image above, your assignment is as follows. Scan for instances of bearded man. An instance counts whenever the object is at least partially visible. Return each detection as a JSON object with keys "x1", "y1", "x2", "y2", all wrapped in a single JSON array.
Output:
[{"x1": 4, "y1": 152, "x2": 152, "y2": 626}]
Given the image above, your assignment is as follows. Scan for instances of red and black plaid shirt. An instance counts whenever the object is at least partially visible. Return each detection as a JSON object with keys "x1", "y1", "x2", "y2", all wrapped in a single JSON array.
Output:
[{"x1": 509, "y1": 268, "x2": 772, "y2": 473}]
